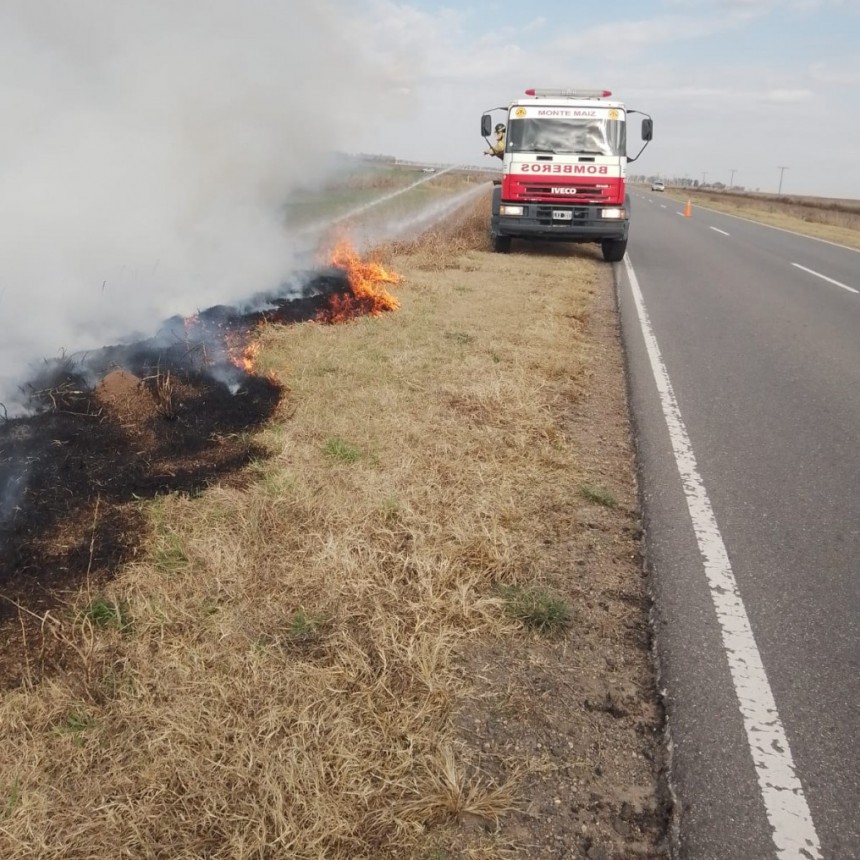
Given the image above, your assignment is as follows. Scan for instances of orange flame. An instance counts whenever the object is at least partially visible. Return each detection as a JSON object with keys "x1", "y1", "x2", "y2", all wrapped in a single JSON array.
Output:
[
  {"x1": 233, "y1": 340, "x2": 261, "y2": 373},
  {"x1": 320, "y1": 240, "x2": 401, "y2": 324},
  {"x1": 224, "y1": 329, "x2": 262, "y2": 374}
]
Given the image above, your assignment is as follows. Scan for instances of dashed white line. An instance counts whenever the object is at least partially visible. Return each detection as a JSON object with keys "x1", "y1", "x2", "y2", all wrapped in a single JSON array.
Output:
[
  {"x1": 709, "y1": 226, "x2": 730, "y2": 236},
  {"x1": 660, "y1": 204, "x2": 667, "y2": 209},
  {"x1": 791, "y1": 262, "x2": 858, "y2": 294},
  {"x1": 622, "y1": 253, "x2": 823, "y2": 860},
  {"x1": 679, "y1": 200, "x2": 860, "y2": 253},
  {"x1": 676, "y1": 211, "x2": 685, "y2": 216}
]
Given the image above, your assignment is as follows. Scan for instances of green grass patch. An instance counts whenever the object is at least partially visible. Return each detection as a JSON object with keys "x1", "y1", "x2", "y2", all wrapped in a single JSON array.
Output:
[
  {"x1": 152, "y1": 531, "x2": 190, "y2": 574},
  {"x1": 201, "y1": 597, "x2": 221, "y2": 617},
  {"x1": 444, "y1": 331, "x2": 475, "y2": 345},
  {"x1": 84, "y1": 596, "x2": 130, "y2": 631},
  {"x1": 3, "y1": 777, "x2": 21, "y2": 820},
  {"x1": 580, "y1": 482, "x2": 617, "y2": 508},
  {"x1": 380, "y1": 495, "x2": 400, "y2": 523},
  {"x1": 324, "y1": 436, "x2": 362, "y2": 464},
  {"x1": 257, "y1": 469, "x2": 297, "y2": 498},
  {"x1": 501, "y1": 585, "x2": 571, "y2": 636},
  {"x1": 288, "y1": 608, "x2": 328, "y2": 640},
  {"x1": 56, "y1": 709, "x2": 96, "y2": 739}
]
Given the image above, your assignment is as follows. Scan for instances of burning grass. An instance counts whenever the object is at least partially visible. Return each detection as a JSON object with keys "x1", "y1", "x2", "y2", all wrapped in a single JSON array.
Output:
[
  {"x1": 0, "y1": 195, "x2": 663, "y2": 858},
  {"x1": 316, "y1": 240, "x2": 401, "y2": 323}
]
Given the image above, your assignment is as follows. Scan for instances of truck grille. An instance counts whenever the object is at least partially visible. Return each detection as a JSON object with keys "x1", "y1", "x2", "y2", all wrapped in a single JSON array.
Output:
[{"x1": 522, "y1": 183, "x2": 608, "y2": 201}]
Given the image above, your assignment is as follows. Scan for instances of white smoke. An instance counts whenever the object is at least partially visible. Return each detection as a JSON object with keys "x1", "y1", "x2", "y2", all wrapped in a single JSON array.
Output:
[
  {"x1": 0, "y1": 0, "x2": 410, "y2": 413},
  {"x1": 348, "y1": 181, "x2": 490, "y2": 250}
]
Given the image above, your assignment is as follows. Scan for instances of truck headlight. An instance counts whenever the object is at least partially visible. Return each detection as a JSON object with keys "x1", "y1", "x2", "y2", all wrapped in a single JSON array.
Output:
[
  {"x1": 601, "y1": 208, "x2": 626, "y2": 219},
  {"x1": 499, "y1": 205, "x2": 524, "y2": 216}
]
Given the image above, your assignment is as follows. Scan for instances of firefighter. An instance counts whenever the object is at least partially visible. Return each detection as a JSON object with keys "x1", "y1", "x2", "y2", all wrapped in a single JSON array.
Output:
[{"x1": 485, "y1": 123, "x2": 506, "y2": 159}]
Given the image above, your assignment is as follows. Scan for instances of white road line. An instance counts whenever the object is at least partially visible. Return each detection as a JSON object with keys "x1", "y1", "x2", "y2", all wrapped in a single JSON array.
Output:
[
  {"x1": 709, "y1": 226, "x2": 730, "y2": 236},
  {"x1": 676, "y1": 211, "x2": 685, "y2": 216},
  {"x1": 681, "y1": 201, "x2": 860, "y2": 254},
  {"x1": 660, "y1": 204, "x2": 667, "y2": 209},
  {"x1": 622, "y1": 253, "x2": 823, "y2": 860},
  {"x1": 791, "y1": 262, "x2": 858, "y2": 294}
]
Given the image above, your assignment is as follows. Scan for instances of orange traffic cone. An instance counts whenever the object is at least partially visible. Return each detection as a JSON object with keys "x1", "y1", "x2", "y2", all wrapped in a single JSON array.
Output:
[{"x1": 684, "y1": 199, "x2": 692, "y2": 217}]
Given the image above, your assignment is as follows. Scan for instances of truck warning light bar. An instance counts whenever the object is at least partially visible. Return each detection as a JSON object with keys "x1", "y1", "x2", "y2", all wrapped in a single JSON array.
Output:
[{"x1": 524, "y1": 88, "x2": 612, "y2": 99}]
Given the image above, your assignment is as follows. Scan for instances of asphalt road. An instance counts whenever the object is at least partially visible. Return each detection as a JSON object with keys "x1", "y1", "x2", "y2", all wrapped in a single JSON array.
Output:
[{"x1": 617, "y1": 191, "x2": 860, "y2": 859}]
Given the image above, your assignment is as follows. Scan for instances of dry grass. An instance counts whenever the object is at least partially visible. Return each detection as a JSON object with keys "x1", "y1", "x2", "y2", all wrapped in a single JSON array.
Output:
[{"x1": 0, "y1": 194, "x2": 607, "y2": 859}]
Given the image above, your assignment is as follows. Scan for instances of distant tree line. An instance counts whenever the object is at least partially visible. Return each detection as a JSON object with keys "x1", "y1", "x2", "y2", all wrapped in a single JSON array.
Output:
[{"x1": 630, "y1": 174, "x2": 747, "y2": 191}]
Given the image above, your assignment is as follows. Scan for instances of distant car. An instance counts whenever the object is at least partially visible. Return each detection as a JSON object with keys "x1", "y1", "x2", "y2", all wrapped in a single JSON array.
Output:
[{"x1": 651, "y1": 180, "x2": 665, "y2": 192}]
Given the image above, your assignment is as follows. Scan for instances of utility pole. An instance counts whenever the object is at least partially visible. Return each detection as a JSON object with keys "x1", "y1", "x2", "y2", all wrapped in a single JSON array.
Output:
[
  {"x1": 729, "y1": 169, "x2": 737, "y2": 188},
  {"x1": 777, "y1": 165, "x2": 789, "y2": 195},
  {"x1": 701, "y1": 171, "x2": 707, "y2": 186}
]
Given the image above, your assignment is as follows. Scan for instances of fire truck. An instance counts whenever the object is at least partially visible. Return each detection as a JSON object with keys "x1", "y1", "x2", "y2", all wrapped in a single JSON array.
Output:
[{"x1": 481, "y1": 88, "x2": 653, "y2": 261}]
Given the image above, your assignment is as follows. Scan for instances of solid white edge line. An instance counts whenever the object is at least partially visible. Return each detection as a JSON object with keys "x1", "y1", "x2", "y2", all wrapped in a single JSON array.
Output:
[
  {"x1": 709, "y1": 226, "x2": 730, "y2": 236},
  {"x1": 622, "y1": 253, "x2": 823, "y2": 860},
  {"x1": 791, "y1": 262, "x2": 858, "y2": 294}
]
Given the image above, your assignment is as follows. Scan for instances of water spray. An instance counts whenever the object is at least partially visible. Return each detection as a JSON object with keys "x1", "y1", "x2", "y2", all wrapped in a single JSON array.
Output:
[
  {"x1": 298, "y1": 164, "x2": 460, "y2": 240},
  {"x1": 351, "y1": 182, "x2": 489, "y2": 249}
]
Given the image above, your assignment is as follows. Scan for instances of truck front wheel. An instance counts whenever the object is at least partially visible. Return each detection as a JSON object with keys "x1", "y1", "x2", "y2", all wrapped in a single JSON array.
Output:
[
  {"x1": 491, "y1": 234, "x2": 512, "y2": 254},
  {"x1": 601, "y1": 238, "x2": 627, "y2": 263}
]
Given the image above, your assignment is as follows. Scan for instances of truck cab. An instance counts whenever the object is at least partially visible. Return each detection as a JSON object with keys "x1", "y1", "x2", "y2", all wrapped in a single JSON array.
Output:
[{"x1": 482, "y1": 88, "x2": 652, "y2": 261}]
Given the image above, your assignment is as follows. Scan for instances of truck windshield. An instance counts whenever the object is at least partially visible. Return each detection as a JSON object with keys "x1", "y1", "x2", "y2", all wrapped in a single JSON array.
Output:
[{"x1": 507, "y1": 117, "x2": 626, "y2": 157}]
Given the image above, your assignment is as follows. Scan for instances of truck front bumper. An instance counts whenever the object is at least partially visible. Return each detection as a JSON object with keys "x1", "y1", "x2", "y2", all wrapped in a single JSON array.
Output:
[{"x1": 492, "y1": 204, "x2": 628, "y2": 243}]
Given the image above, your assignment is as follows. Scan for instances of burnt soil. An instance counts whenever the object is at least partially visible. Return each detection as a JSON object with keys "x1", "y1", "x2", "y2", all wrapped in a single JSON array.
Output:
[{"x1": 0, "y1": 271, "x2": 351, "y2": 688}]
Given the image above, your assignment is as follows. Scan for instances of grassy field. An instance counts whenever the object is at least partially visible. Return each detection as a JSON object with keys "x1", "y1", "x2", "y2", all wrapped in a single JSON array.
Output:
[{"x1": 0, "y1": 199, "x2": 663, "y2": 858}]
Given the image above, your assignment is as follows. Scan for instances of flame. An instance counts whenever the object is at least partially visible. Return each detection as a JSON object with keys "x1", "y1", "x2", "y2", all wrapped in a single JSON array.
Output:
[
  {"x1": 320, "y1": 240, "x2": 401, "y2": 324},
  {"x1": 233, "y1": 339, "x2": 261, "y2": 373},
  {"x1": 224, "y1": 330, "x2": 261, "y2": 374}
]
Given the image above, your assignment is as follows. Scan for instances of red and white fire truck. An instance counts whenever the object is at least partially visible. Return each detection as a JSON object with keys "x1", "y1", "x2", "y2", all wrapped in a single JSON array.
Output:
[{"x1": 481, "y1": 88, "x2": 653, "y2": 261}]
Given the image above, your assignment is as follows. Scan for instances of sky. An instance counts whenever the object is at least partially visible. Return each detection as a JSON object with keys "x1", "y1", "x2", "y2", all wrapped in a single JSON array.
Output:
[
  {"x1": 0, "y1": 0, "x2": 857, "y2": 411},
  {"x1": 352, "y1": 0, "x2": 860, "y2": 198}
]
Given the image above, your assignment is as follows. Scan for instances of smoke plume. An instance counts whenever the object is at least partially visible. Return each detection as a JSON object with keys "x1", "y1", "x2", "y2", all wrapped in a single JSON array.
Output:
[{"x1": 0, "y1": 0, "x2": 405, "y2": 414}]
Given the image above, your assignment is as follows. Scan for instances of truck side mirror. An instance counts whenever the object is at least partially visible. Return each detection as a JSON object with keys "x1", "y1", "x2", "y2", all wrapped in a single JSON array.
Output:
[
  {"x1": 481, "y1": 114, "x2": 492, "y2": 137},
  {"x1": 641, "y1": 118, "x2": 653, "y2": 141}
]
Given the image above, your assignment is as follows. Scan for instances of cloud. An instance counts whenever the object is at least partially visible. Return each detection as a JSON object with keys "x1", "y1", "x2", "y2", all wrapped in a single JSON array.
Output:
[
  {"x1": 808, "y1": 61, "x2": 860, "y2": 85},
  {"x1": 546, "y1": 8, "x2": 769, "y2": 58},
  {"x1": 764, "y1": 87, "x2": 814, "y2": 102}
]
